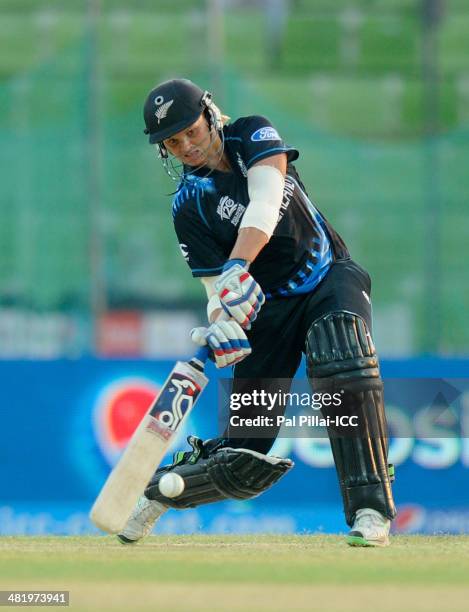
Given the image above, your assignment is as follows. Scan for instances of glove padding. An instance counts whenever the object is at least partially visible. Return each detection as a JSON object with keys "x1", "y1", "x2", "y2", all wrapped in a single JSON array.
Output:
[
  {"x1": 191, "y1": 319, "x2": 251, "y2": 368},
  {"x1": 215, "y1": 259, "x2": 265, "y2": 329}
]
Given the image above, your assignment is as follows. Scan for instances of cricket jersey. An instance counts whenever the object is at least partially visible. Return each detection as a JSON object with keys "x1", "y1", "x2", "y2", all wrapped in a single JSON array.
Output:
[{"x1": 172, "y1": 115, "x2": 350, "y2": 299}]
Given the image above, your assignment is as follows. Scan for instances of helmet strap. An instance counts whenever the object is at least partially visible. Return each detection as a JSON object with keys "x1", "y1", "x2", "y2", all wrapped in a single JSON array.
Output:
[
  {"x1": 201, "y1": 91, "x2": 223, "y2": 132},
  {"x1": 157, "y1": 143, "x2": 168, "y2": 159}
]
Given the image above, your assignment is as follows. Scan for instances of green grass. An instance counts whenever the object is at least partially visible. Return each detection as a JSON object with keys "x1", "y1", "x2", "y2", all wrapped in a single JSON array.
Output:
[{"x1": 1, "y1": 536, "x2": 469, "y2": 611}]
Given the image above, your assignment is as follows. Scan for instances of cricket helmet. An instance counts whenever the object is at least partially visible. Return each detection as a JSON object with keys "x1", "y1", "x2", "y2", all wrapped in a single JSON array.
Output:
[{"x1": 143, "y1": 78, "x2": 215, "y2": 144}]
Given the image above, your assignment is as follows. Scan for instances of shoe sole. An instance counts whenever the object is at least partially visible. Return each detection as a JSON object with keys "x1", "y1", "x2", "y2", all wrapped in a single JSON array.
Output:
[
  {"x1": 116, "y1": 534, "x2": 139, "y2": 545},
  {"x1": 346, "y1": 534, "x2": 389, "y2": 547}
]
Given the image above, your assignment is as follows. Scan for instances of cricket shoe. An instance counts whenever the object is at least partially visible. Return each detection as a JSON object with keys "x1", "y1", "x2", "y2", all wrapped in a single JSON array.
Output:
[
  {"x1": 346, "y1": 508, "x2": 391, "y2": 547},
  {"x1": 117, "y1": 495, "x2": 168, "y2": 544}
]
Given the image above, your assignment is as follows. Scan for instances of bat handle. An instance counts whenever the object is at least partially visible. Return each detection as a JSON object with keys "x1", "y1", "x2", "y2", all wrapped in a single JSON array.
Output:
[{"x1": 194, "y1": 345, "x2": 210, "y2": 363}]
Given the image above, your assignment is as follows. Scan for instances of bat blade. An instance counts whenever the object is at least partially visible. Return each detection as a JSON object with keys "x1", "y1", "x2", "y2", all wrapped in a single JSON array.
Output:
[{"x1": 89, "y1": 358, "x2": 208, "y2": 533}]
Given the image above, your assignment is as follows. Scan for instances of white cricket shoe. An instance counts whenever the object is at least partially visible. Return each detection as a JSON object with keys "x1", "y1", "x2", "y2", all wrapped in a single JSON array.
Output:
[
  {"x1": 346, "y1": 508, "x2": 391, "y2": 547},
  {"x1": 117, "y1": 496, "x2": 168, "y2": 544}
]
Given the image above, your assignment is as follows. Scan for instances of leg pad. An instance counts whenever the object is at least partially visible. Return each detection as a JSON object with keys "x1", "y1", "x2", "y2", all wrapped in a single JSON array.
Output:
[{"x1": 306, "y1": 311, "x2": 396, "y2": 525}]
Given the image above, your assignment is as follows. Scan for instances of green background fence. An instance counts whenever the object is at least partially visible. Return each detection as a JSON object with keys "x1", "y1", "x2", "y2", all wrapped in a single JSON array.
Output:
[{"x1": 0, "y1": 0, "x2": 467, "y2": 354}]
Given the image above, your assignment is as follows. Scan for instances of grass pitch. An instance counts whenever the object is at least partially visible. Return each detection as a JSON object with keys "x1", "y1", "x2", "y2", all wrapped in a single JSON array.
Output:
[{"x1": 1, "y1": 535, "x2": 469, "y2": 611}]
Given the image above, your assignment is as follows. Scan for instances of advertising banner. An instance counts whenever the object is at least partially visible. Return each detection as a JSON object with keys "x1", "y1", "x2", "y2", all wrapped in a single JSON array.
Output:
[{"x1": 1, "y1": 358, "x2": 468, "y2": 535}]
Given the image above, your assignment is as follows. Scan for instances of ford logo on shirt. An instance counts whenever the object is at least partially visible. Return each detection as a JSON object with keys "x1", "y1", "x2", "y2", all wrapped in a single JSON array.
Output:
[{"x1": 250, "y1": 127, "x2": 281, "y2": 142}]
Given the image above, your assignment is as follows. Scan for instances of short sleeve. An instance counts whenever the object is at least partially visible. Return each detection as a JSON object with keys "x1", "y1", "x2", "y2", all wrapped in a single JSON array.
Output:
[{"x1": 236, "y1": 115, "x2": 299, "y2": 169}]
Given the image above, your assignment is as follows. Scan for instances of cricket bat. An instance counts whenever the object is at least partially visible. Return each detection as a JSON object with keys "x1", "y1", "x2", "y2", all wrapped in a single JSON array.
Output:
[{"x1": 90, "y1": 347, "x2": 210, "y2": 534}]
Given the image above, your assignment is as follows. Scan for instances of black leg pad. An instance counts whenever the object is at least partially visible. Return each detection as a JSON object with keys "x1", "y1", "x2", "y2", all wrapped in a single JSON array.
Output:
[{"x1": 306, "y1": 311, "x2": 396, "y2": 526}]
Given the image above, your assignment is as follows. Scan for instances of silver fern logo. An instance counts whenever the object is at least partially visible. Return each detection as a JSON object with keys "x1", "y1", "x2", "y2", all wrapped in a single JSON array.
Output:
[
  {"x1": 154, "y1": 96, "x2": 174, "y2": 124},
  {"x1": 179, "y1": 243, "x2": 189, "y2": 262}
]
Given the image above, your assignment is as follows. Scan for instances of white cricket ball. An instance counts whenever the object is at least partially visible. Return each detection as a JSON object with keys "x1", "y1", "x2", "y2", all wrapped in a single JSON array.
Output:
[{"x1": 158, "y1": 472, "x2": 185, "y2": 498}]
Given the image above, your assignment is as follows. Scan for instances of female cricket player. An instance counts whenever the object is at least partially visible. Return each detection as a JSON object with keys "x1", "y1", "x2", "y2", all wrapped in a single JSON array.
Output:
[{"x1": 118, "y1": 78, "x2": 396, "y2": 547}]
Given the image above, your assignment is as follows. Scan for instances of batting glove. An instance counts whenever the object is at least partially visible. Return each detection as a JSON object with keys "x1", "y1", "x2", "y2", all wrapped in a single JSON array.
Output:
[
  {"x1": 191, "y1": 320, "x2": 251, "y2": 369},
  {"x1": 215, "y1": 259, "x2": 265, "y2": 329}
]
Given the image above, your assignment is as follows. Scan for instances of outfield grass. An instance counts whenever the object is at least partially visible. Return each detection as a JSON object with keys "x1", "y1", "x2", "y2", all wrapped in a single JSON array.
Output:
[{"x1": 0, "y1": 535, "x2": 468, "y2": 611}]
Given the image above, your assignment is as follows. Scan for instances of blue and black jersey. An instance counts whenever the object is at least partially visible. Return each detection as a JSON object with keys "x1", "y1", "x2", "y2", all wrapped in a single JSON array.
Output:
[{"x1": 172, "y1": 115, "x2": 350, "y2": 298}]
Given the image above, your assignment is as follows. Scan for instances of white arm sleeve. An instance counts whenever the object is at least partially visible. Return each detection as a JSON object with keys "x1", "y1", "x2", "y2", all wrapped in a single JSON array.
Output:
[
  {"x1": 200, "y1": 276, "x2": 222, "y2": 321},
  {"x1": 239, "y1": 164, "x2": 285, "y2": 239}
]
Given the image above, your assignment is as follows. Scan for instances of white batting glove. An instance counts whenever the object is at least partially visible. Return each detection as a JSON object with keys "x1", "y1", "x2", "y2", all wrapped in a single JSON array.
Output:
[
  {"x1": 190, "y1": 320, "x2": 251, "y2": 368},
  {"x1": 215, "y1": 259, "x2": 265, "y2": 329}
]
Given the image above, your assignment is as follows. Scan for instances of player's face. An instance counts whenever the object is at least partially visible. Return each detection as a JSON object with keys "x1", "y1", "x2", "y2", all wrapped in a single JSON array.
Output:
[{"x1": 163, "y1": 115, "x2": 219, "y2": 168}]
